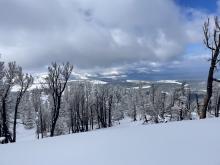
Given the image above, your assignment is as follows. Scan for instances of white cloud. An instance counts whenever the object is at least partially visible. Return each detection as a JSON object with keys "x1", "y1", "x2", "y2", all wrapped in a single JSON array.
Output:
[
  {"x1": 0, "y1": 0, "x2": 217, "y2": 79},
  {"x1": 0, "y1": 0, "x2": 186, "y2": 70}
]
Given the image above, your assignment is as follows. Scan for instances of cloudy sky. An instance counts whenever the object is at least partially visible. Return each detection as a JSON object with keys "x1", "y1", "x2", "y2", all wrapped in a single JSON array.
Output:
[{"x1": 0, "y1": 0, "x2": 219, "y2": 80}]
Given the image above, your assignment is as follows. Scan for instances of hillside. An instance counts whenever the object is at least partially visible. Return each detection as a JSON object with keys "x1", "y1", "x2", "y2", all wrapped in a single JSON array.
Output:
[{"x1": 0, "y1": 118, "x2": 219, "y2": 165}]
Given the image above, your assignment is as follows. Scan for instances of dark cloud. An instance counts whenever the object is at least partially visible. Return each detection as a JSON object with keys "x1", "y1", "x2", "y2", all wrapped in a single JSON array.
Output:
[{"x1": 0, "y1": 0, "x2": 214, "y2": 79}]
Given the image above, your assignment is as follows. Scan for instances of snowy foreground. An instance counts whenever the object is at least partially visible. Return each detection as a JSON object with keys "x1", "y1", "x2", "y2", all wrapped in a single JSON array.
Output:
[{"x1": 0, "y1": 118, "x2": 220, "y2": 165}]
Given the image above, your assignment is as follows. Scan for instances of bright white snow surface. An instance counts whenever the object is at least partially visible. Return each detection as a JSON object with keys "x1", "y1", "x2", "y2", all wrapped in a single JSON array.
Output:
[
  {"x1": 0, "y1": 118, "x2": 220, "y2": 165},
  {"x1": 157, "y1": 80, "x2": 182, "y2": 85}
]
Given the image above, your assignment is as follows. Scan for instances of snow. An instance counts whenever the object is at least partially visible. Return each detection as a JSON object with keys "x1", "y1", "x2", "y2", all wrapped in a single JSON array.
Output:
[
  {"x1": 127, "y1": 79, "x2": 182, "y2": 85},
  {"x1": 90, "y1": 80, "x2": 108, "y2": 84},
  {"x1": 157, "y1": 80, "x2": 182, "y2": 85},
  {"x1": 11, "y1": 85, "x2": 20, "y2": 92},
  {"x1": 0, "y1": 137, "x2": 5, "y2": 142},
  {"x1": 142, "y1": 85, "x2": 151, "y2": 89},
  {"x1": 11, "y1": 73, "x2": 47, "y2": 92},
  {"x1": 69, "y1": 79, "x2": 107, "y2": 84},
  {"x1": 16, "y1": 123, "x2": 36, "y2": 142},
  {"x1": 0, "y1": 118, "x2": 220, "y2": 165},
  {"x1": 132, "y1": 85, "x2": 151, "y2": 89},
  {"x1": 126, "y1": 80, "x2": 150, "y2": 83},
  {"x1": 34, "y1": 74, "x2": 47, "y2": 84},
  {"x1": 11, "y1": 83, "x2": 43, "y2": 92},
  {"x1": 12, "y1": 79, "x2": 108, "y2": 92}
]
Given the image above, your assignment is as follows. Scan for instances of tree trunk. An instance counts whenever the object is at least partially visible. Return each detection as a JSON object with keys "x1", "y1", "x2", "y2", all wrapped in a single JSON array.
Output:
[
  {"x1": 40, "y1": 109, "x2": 44, "y2": 138},
  {"x1": 215, "y1": 95, "x2": 220, "y2": 117},
  {"x1": 2, "y1": 98, "x2": 12, "y2": 143},
  {"x1": 12, "y1": 104, "x2": 18, "y2": 142},
  {"x1": 133, "y1": 104, "x2": 137, "y2": 121},
  {"x1": 12, "y1": 99, "x2": 21, "y2": 142},
  {"x1": 201, "y1": 64, "x2": 215, "y2": 119}
]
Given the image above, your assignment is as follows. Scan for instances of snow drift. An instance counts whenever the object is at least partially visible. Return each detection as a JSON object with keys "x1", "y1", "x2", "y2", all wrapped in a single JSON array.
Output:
[{"x1": 0, "y1": 118, "x2": 219, "y2": 165}]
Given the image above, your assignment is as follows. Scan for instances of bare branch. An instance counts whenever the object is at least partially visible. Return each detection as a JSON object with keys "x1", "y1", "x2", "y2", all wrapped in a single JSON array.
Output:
[{"x1": 203, "y1": 18, "x2": 215, "y2": 50}]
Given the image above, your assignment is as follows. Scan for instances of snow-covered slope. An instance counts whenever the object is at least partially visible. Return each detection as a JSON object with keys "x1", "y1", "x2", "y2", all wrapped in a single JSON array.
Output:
[
  {"x1": 0, "y1": 118, "x2": 219, "y2": 165},
  {"x1": 157, "y1": 80, "x2": 182, "y2": 84},
  {"x1": 16, "y1": 123, "x2": 36, "y2": 142}
]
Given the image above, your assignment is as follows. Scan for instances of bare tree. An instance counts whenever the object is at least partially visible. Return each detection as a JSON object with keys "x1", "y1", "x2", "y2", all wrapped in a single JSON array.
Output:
[
  {"x1": 12, "y1": 67, "x2": 33, "y2": 142},
  {"x1": 45, "y1": 62, "x2": 73, "y2": 137},
  {"x1": 0, "y1": 62, "x2": 17, "y2": 143},
  {"x1": 201, "y1": 17, "x2": 220, "y2": 119}
]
